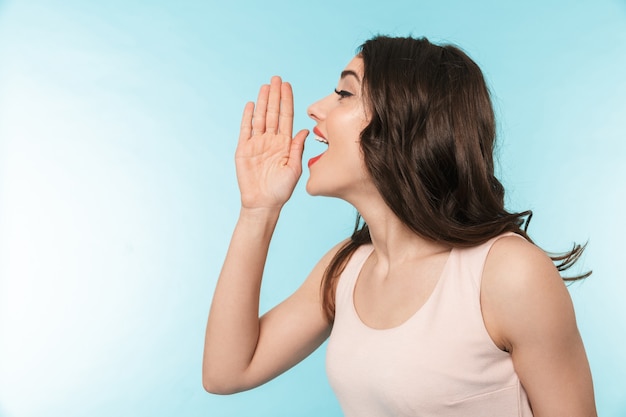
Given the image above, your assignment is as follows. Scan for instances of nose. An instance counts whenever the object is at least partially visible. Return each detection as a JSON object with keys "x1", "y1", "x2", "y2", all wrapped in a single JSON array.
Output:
[{"x1": 307, "y1": 94, "x2": 332, "y2": 122}]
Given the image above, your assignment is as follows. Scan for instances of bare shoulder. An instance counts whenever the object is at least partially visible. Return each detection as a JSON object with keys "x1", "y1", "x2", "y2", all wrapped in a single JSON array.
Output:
[
  {"x1": 262, "y1": 238, "x2": 351, "y2": 318},
  {"x1": 321, "y1": 238, "x2": 353, "y2": 264},
  {"x1": 481, "y1": 238, "x2": 596, "y2": 415},
  {"x1": 284, "y1": 237, "x2": 353, "y2": 314},
  {"x1": 303, "y1": 238, "x2": 352, "y2": 286},
  {"x1": 481, "y1": 235, "x2": 574, "y2": 351},
  {"x1": 482, "y1": 235, "x2": 565, "y2": 296},
  {"x1": 484, "y1": 235, "x2": 557, "y2": 281}
]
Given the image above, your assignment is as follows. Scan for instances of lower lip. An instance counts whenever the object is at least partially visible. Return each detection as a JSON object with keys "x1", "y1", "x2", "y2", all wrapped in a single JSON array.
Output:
[{"x1": 308, "y1": 153, "x2": 324, "y2": 168}]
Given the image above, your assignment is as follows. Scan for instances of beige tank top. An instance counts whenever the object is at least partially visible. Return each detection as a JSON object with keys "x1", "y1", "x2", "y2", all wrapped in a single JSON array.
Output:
[{"x1": 326, "y1": 234, "x2": 533, "y2": 417}]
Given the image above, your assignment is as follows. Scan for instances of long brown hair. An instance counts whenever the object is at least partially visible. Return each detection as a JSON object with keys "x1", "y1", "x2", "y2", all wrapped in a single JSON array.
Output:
[{"x1": 321, "y1": 36, "x2": 589, "y2": 322}]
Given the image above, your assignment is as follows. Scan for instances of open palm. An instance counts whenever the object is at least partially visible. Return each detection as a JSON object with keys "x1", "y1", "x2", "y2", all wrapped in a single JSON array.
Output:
[{"x1": 235, "y1": 76, "x2": 309, "y2": 209}]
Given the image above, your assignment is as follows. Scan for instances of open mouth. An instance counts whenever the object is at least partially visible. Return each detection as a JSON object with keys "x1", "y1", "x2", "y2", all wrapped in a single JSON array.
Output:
[{"x1": 308, "y1": 133, "x2": 328, "y2": 168}]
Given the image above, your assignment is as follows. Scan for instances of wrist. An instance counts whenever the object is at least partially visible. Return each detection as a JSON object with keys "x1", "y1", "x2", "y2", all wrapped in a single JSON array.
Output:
[{"x1": 238, "y1": 206, "x2": 282, "y2": 224}]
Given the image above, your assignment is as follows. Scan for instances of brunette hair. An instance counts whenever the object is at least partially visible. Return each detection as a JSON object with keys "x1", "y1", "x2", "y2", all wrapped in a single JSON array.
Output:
[{"x1": 321, "y1": 36, "x2": 589, "y2": 322}]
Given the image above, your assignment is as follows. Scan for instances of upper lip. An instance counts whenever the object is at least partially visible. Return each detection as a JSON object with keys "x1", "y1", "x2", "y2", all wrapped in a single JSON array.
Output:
[{"x1": 313, "y1": 127, "x2": 328, "y2": 143}]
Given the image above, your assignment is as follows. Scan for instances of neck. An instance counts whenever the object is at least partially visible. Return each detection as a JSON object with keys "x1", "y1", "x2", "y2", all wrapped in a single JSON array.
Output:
[{"x1": 350, "y1": 192, "x2": 451, "y2": 267}]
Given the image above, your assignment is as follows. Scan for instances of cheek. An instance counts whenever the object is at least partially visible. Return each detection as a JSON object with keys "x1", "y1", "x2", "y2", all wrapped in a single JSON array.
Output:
[{"x1": 329, "y1": 109, "x2": 368, "y2": 141}]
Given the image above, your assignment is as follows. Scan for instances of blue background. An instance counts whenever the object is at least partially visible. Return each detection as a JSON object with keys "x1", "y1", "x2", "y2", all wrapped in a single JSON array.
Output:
[{"x1": 0, "y1": 1, "x2": 624, "y2": 416}]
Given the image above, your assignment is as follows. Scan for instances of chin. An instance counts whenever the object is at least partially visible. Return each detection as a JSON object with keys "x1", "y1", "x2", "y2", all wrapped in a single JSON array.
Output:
[
  {"x1": 305, "y1": 178, "x2": 333, "y2": 197},
  {"x1": 305, "y1": 180, "x2": 320, "y2": 196},
  {"x1": 306, "y1": 176, "x2": 349, "y2": 199}
]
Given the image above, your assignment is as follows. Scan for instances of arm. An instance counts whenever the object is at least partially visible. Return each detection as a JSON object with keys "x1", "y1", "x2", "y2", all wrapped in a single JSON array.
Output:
[
  {"x1": 202, "y1": 76, "x2": 332, "y2": 394},
  {"x1": 481, "y1": 236, "x2": 597, "y2": 417}
]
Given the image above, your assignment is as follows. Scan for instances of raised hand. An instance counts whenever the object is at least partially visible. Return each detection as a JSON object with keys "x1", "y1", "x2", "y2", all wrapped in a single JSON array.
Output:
[{"x1": 235, "y1": 76, "x2": 309, "y2": 209}]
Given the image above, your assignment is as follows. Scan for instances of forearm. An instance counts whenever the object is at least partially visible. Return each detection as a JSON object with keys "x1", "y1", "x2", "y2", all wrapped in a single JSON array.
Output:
[
  {"x1": 203, "y1": 207, "x2": 281, "y2": 391},
  {"x1": 204, "y1": 75, "x2": 308, "y2": 393}
]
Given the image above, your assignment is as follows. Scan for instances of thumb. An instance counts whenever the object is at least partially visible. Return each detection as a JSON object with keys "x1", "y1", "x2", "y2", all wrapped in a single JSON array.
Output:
[{"x1": 288, "y1": 129, "x2": 309, "y2": 168}]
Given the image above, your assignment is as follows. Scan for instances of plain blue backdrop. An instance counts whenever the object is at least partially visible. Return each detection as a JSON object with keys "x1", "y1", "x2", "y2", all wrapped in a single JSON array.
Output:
[{"x1": 0, "y1": 1, "x2": 625, "y2": 416}]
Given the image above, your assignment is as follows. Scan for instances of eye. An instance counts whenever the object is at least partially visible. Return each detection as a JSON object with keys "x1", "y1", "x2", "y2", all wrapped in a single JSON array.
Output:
[{"x1": 334, "y1": 88, "x2": 354, "y2": 99}]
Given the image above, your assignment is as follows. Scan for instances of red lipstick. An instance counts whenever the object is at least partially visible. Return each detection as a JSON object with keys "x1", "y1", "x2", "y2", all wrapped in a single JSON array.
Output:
[
  {"x1": 309, "y1": 126, "x2": 327, "y2": 168},
  {"x1": 313, "y1": 127, "x2": 325, "y2": 140},
  {"x1": 308, "y1": 154, "x2": 323, "y2": 168}
]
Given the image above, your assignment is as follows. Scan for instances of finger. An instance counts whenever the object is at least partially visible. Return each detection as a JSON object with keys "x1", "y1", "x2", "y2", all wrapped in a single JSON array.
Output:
[
  {"x1": 265, "y1": 76, "x2": 281, "y2": 134},
  {"x1": 278, "y1": 82, "x2": 294, "y2": 138},
  {"x1": 252, "y1": 84, "x2": 269, "y2": 135},
  {"x1": 238, "y1": 101, "x2": 255, "y2": 145},
  {"x1": 286, "y1": 129, "x2": 309, "y2": 170}
]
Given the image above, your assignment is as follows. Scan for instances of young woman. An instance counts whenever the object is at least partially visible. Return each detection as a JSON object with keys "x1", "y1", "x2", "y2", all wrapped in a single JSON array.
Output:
[{"x1": 203, "y1": 36, "x2": 596, "y2": 416}]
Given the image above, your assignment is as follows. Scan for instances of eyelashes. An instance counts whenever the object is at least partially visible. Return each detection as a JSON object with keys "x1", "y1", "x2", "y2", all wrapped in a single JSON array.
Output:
[{"x1": 334, "y1": 88, "x2": 354, "y2": 99}]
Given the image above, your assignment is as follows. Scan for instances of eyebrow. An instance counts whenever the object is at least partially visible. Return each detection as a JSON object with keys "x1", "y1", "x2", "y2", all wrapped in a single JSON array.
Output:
[{"x1": 340, "y1": 69, "x2": 360, "y2": 82}]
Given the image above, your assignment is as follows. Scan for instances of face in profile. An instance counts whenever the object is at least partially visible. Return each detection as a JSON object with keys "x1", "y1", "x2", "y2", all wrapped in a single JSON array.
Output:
[{"x1": 306, "y1": 56, "x2": 373, "y2": 202}]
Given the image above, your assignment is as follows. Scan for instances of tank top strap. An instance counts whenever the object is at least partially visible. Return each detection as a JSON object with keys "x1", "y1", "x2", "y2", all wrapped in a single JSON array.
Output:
[
  {"x1": 461, "y1": 232, "x2": 527, "y2": 289},
  {"x1": 334, "y1": 243, "x2": 374, "y2": 316}
]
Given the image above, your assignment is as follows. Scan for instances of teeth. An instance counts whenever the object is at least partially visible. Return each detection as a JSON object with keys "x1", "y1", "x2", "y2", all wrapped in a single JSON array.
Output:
[{"x1": 314, "y1": 135, "x2": 328, "y2": 144}]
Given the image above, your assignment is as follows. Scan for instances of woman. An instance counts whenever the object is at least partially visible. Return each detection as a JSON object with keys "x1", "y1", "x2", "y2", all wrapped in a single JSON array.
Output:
[{"x1": 203, "y1": 36, "x2": 596, "y2": 416}]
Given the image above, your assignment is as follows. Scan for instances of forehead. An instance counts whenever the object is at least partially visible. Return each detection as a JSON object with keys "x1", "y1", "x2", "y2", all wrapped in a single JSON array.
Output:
[{"x1": 341, "y1": 56, "x2": 364, "y2": 82}]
